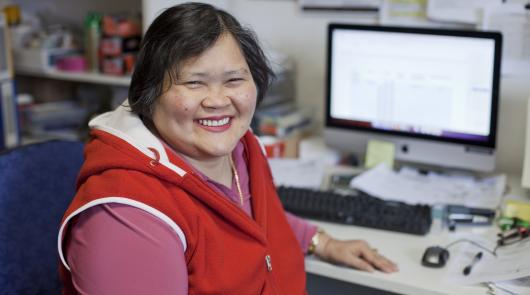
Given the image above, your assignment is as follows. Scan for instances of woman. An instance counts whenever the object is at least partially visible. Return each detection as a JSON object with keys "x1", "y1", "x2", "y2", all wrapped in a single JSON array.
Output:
[{"x1": 58, "y1": 3, "x2": 397, "y2": 294}]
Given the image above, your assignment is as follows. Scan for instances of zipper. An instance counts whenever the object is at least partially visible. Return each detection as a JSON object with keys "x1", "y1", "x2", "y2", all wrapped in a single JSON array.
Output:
[{"x1": 265, "y1": 255, "x2": 272, "y2": 272}]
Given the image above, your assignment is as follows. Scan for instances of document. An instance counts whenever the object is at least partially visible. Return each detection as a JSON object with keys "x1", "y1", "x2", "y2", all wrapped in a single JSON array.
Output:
[
  {"x1": 379, "y1": 0, "x2": 430, "y2": 26},
  {"x1": 268, "y1": 158, "x2": 328, "y2": 189},
  {"x1": 488, "y1": 277, "x2": 530, "y2": 295},
  {"x1": 299, "y1": 0, "x2": 381, "y2": 10},
  {"x1": 350, "y1": 164, "x2": 506, "y2": 208},
  {"x1": 480, "y1": 3, "x2": 530, "y2": 61},
  {"x1": 426, "y1": 0, "x2": 502, "y2": 24},
  {"x1": 446, "y1": 237, "x2": 530, "y2": 285}
]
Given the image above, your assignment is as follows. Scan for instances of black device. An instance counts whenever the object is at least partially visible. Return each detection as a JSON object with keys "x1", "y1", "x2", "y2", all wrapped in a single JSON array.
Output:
[
  {"x1": 446, "y1": 205, "x2": 495, "y2": 225},
  {"x1": 446, "y1": 205, "x2": 496, "y2": 231},
  {"x1": 276, "y1": 186, "x2": 432, "y2": 235},
  {"x1": 421, "y1": 246, "x2": 450, "y2": 268}
]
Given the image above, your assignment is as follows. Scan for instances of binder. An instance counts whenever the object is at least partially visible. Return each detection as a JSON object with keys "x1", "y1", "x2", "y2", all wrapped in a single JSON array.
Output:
[
  {"x1": 0, "y1": 12, "x2": 18, "y2": 150},
  {"x1": 0, "y1": 79, "x2": 18, "y2": 149}
]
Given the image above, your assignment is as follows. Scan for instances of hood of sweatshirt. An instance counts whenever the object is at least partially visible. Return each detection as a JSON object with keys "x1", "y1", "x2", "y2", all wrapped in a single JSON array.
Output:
[{"x1": 77, "y1": 101, "x2": 191, "y2": 188}]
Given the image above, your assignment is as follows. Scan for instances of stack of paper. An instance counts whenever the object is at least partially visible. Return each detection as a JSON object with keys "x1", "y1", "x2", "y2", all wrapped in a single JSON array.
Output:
[
  {"x1": 444, "y1": 234, "x2": 530, "y2": 293},
  {"x1": 268, "y1": 158, "x2": 328, "y2": 189},
  {"x1": 351, "y1": 164, "x2": 506, "y2": 209},
  {"x1": 488, "y1": 277, "x2": 530, "y2": 295}
]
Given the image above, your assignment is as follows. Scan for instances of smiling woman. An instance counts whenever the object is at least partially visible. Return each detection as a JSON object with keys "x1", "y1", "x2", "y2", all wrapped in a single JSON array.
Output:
[
  {"x1": 151, "y1": 33, "x2": 257, "y2": 169},
  {"x1": 57, "y1": 2, "x2": 397, "y2": 295}
]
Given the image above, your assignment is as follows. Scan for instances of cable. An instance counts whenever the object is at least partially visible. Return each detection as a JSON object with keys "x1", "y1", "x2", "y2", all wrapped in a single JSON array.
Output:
[
  {"x1": 493, "y1": 234, "x2": 530, "y2": 255},
  {"x1": 443, "y1": 238, "x2": 497, "y2": 257}
]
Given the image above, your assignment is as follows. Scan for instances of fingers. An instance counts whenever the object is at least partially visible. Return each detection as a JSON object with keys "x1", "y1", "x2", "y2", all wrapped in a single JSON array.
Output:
[
  {"x1": 323, "y1": 239, "x2": 399, "y2": 273},
  {"x1": 359, "y1": 245, "x2": 398, "y2": 273},
  {"x1": 343, "y1": 254, "x2": 375, "y2": 272},
  {"x1": 367, "y1": 252, "x2": 399, "y2": 273}
]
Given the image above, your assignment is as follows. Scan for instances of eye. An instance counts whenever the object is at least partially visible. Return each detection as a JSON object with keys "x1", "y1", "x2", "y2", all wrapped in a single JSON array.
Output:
[
  {"x1": 183, "y1": 81, "x2": 204, "y2": 89},
  {"x1": 226, "y1": 78, "x2": 245, "y2": 87}
]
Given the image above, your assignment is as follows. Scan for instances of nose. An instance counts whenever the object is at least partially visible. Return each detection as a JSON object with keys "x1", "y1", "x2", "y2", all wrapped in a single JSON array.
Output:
[{"x1": 202, "y1": 86, "x2": 231, "y2": 109}]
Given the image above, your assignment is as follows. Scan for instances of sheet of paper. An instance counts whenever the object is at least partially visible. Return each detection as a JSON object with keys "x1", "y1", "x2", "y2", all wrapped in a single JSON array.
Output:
[
  {"x1": 268, "y1": 158, "x2": 327, "y2": 189},
  {"x1": 427, "y1": 0, "x2": 502, "y2": 24},
  {"x1": 446, "y1": 238, "x2": 530, "y2": 285},
  {"x1": 350, "y1": 164, "x2": 506, "y2": 208},
  {"x1": 364, "y1": 139, "x2": 395, "y2": 169},
  {"x1": 298, "y1": 136, "x2": 341, "y2": 164},
  {"x1": 379, "y1": 0, "x2": 430, "y2": 26},
  {"x1": 481, "y1": 3, "x2": 530, "y2": 61},
  {"x1": 299, "y1": 0, "x2": 381, "y2": 10},
  {"x1": 489, "y1": 277, "x2": 530, "y2": 295}
]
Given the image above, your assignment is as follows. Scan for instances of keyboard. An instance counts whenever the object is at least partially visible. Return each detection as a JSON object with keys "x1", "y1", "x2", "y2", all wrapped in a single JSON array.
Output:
[{"x1": 277, "y1": 186, "x2": 432, "y2": 235}]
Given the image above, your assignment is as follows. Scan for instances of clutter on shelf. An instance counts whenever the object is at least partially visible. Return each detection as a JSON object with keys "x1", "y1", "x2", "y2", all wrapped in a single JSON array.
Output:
[
  {"x1": 8, "y1": 5, "x2": 141, "y2": 76},
  {"x1": 98, "y1": 13, "x2": 142, "y2": 76},
  {"x1": 254, "y1": 103, "x2": 313, "y2": 138},
  {"x1": 12, "y1": 22, "x2": 81, "y2": 72},
  {"x1": 253, "y1": 103, "x2": 314, "y2": 158}
]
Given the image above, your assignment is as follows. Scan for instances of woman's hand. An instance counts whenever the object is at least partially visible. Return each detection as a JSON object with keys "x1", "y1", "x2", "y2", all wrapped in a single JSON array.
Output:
[{"x1": 314, "y1": 232, "x2": 398, "y2": 273}]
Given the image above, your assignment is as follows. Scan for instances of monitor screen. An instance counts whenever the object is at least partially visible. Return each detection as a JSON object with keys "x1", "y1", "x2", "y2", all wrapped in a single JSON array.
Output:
[{"x1": 325, "y1": 24, "x2": 502, "y2": 171}]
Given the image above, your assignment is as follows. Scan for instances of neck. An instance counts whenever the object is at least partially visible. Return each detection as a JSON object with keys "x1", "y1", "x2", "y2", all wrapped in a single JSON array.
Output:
[
  {"x1": 148, "y1": 122, "x2": 234, "y2": 188},
  {"x1": 182, "y1": 154, "x2": 233, "y2": 188}
]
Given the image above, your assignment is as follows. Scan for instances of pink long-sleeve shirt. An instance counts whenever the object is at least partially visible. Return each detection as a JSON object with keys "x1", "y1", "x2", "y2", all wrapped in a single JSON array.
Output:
[{"x1": 65, "y1": 141, "x2": 317, "y2": 294}]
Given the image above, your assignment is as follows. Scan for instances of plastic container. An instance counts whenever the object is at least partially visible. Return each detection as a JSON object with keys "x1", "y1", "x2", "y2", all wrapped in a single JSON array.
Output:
[
  {"x1": 56, "y1": 55, "x2": 87, "y2": 72},
  {"x1": 84, "y1": 12, "x2": 102, "y2": 72}
]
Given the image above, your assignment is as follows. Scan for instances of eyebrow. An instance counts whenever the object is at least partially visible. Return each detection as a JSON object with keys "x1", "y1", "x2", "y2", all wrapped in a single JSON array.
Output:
[
  {"x1": 225, "y1": 68, "x2": 250, "y2": 75},
  {"x1": 182, "y1": 68, "x2": 250, "y2": 78}
]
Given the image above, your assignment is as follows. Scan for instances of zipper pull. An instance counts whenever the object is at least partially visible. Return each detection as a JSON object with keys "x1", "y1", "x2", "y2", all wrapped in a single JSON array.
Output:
[{"x1": 265, "y1": 255, "x2": 272, "y2": 272}]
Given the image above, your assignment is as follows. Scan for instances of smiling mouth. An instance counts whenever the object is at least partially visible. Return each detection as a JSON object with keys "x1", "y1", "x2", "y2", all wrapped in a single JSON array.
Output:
[{"x1": 197, "y1": 117, "x2": 231, "y2": 127}]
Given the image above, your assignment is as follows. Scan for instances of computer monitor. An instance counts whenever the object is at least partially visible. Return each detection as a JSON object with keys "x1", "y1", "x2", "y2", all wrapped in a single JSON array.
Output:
[{"x1": 324, "y1": 24, "x2": 502, "y2": 172}]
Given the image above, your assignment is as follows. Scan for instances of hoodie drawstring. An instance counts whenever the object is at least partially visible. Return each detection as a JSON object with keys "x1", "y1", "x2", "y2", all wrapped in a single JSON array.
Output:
[{"x1": 147, "y1": 147, "x2": 160, "y2": 166}]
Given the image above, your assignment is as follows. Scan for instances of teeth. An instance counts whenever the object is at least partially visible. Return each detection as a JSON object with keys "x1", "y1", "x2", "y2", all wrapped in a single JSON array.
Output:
[{"x1": 198, "y1": 117, "x2": 230, "y2": 127}]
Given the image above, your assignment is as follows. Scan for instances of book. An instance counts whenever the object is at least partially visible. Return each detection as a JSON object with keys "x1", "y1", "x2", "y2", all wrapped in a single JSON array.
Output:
[{"x1": 0, "y1": 79, "x2": 19, "y2": 149}]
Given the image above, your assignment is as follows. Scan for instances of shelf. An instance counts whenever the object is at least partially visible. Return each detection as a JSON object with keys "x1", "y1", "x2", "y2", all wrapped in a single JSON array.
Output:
[{"x1": 15, "y1": 67, "x2": 131, "y2": 87}]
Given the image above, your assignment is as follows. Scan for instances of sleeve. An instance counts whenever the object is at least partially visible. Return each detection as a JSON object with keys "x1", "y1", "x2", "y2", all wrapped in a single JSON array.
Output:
[
  {"x1": 285, "y1": 211, "x2": 318, "y2": 254},
  {"x1": 64, "y1": 203, "x2": 188, "y2": 295}
]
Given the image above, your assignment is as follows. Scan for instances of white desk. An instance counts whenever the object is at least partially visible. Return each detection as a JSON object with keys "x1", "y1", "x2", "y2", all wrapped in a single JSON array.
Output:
[
  {"x1": 297, "y1": 169, "x2": 528, "y2": 294},
  {"x1": 305, "y1": 221, "x2": 495, "y2": 295}
]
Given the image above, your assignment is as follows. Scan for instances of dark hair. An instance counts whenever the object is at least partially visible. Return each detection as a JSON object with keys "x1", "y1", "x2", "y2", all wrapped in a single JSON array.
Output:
[{"x1": 128, "y1": 2, "x2": 274, "y2": 120}]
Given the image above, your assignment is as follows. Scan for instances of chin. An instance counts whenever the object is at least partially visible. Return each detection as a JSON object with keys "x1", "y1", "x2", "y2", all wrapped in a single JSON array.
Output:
[{"x1": 200, "y1": 144, "x2": 236, "y2": 158}]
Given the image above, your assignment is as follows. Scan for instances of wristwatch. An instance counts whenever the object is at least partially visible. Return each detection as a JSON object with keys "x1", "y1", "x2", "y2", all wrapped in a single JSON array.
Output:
[{"x1": 307, "y1": 228, "x2": 325, "y2": 255}]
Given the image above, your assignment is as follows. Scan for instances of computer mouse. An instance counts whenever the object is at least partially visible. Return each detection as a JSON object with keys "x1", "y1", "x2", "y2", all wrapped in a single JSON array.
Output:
[{"x1": 421, "y1": 246, "x2": 449, "y2": 268}]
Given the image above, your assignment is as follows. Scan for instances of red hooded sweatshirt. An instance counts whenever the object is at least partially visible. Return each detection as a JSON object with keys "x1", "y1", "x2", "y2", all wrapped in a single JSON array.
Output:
[{"x1": 57, "y1": 104, "x2": 307, "y2": 294}]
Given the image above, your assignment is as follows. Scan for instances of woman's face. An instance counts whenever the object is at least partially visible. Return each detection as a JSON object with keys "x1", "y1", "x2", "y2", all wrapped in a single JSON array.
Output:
[{"x1": 152, "y1": 33, "x2": 257, "y2": 161}]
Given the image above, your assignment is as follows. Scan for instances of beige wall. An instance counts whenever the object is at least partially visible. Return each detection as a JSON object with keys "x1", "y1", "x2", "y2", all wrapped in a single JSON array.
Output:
[{"x1": 229, "y1": 0, "x2": 530, "y2": 175}]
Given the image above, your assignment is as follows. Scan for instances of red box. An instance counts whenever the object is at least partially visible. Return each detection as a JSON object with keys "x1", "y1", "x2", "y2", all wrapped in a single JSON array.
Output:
[{"x1": 101, "y1": 57, "x2": 124, "y2": 75}]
